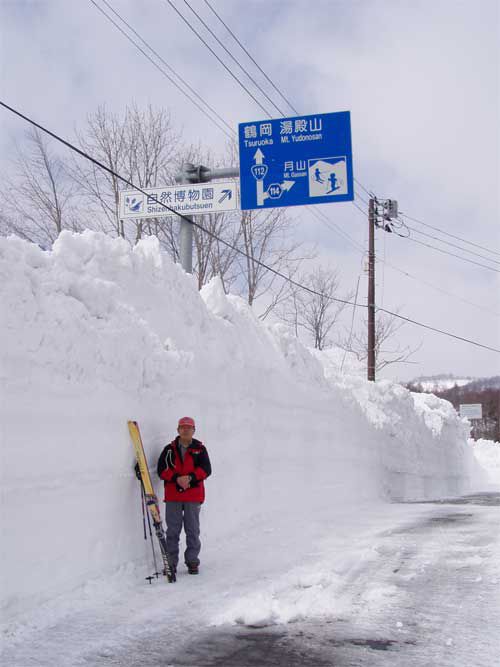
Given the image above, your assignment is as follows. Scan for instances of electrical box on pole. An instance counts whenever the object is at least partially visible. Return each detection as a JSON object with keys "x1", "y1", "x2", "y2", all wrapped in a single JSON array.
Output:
[{"x1": 384, "y1": 199, "x2": 398, "y2": 220}]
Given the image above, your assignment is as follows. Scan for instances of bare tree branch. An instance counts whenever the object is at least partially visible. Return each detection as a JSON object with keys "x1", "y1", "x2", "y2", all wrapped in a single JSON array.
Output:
[
  {"x1": 277, "y1": 266, "x2": 352, "y2": 349},
  {"x1": 70, "y1": 103, "x2": 181, "y2": 244},
  {"x1": 339, "y1": 308, "x2": 422, "y2": 372},
  {"x1": 0, "y1": 128, "x2": 81, "y2": 246}
]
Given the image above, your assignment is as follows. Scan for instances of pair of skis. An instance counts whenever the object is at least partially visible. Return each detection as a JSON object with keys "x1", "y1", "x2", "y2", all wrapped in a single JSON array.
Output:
[{"x1": 128, "y1": 420, "x2": 176, "y2": 583}]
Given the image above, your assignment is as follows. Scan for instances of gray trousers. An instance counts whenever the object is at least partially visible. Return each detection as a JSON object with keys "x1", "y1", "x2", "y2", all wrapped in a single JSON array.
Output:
[{"x1": 164, "y1": 501, "x2": 201, "y2": 568}]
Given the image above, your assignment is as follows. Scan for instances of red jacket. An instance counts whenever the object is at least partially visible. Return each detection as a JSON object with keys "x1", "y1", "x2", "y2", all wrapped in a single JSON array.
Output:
[{"x1": 157, "y1": 437, "x2": 212, "y2": 503}]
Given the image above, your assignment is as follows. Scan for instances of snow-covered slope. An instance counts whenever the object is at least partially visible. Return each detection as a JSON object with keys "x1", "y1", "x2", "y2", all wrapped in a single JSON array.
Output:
[
  {"x1": 409, "y1": 374, "x2": 476, "y2": 392},
  {"x1": 0, "y1": 231, "x2": 484, "y2": 626}
]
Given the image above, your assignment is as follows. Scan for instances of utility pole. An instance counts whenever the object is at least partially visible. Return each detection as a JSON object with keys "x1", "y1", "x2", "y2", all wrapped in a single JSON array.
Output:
[
  {"x1": 367, "y1": 197, "x2": 376, "y2": 381},
  {"x1": 367, "y1": 197, "x2": 398, "y2": 381},
  {"x1": 175, "y1": 162, "x2": 239, "y2": 274}
]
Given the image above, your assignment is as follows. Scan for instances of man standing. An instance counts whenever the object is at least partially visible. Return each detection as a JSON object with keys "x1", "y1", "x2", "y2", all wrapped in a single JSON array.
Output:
[{"x1": 157, "y1": 417, "x2": 212, "y2": 576}]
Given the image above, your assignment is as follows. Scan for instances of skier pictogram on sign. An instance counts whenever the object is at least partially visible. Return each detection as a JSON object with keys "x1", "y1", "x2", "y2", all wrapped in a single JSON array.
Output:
[
  {"x1": 238, "y1": 111, "x2": 354, "y2": 211},
  {"x1": 308, "y1": 157, "x2": 348, "y2": 197}
]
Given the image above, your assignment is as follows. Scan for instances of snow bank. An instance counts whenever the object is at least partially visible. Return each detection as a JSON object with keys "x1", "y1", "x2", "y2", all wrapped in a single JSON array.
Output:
[
  {"x1": 0, "y1": 231, "x2": 478, "y2": 625},
  {"x1": 471, "y1": 439, "x2": 500, "y2": 487},
  {"x1": 313, "y1": 350, "x2": 479, "y2": 500}
]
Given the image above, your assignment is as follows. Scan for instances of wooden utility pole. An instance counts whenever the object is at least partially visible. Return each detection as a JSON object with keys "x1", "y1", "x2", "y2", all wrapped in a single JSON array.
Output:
[{"x1": 367, "y1": 198, "x2": 376, "y2": 381}]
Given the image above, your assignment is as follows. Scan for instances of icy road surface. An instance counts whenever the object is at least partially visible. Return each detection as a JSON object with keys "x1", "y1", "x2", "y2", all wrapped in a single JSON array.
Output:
[{"x1": 2, "y1": 494, "x2": 499, "y2": 667}]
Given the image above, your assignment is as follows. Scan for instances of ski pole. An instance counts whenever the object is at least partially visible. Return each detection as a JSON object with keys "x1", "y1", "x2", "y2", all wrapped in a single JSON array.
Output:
[
  {"x1": 140, "y1": 484, "x2": 147, "y2": 540},
  {"x1": 142, "y1": 483, "x2": 160, "y2": 577}
]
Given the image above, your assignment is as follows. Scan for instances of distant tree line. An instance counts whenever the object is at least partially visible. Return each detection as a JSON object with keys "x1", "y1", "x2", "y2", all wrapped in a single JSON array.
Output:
[{"x1": 406, "y1": 380, "x2": 500, "y2": 441}]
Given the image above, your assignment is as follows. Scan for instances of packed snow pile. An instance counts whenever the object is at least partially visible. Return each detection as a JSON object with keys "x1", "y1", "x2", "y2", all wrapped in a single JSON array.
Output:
[
  {"x1": 0, "y1": 231, "x2": 485, "y2": 626},
  {"x1": 313, "y1": 351, "x2": 480, "y2": 498},
  {"x1": 470, "y1": 439, "x2": 500, "y2": 487}
]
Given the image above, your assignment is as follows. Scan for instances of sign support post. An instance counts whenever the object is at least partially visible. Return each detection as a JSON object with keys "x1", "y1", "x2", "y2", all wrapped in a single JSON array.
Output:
[
  {"x1": 175, "y1": 162, "x2": 239, "y2": 274},
  {"x1": 179, "y1": 215, "x2": 194, "y2": 274},
  {"x1": 119, "y1": 165, "x2": 239, "y2": 275}
]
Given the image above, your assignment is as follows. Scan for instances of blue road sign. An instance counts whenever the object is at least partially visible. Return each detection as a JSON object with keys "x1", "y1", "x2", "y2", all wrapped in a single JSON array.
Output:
[{"x1": 238, "y1": 111, "x2": 353, "y2": 211}]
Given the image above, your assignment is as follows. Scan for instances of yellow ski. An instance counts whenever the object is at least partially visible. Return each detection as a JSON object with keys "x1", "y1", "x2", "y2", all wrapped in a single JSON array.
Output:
[{"x1": 128, "y1": 420, "x2": 175, "y2": 583}]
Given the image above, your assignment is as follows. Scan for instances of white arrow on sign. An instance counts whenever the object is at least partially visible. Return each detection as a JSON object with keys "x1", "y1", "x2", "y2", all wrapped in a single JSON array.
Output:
[
  {"x1": 119, "y1": 181, "x2": 238, "y2": 219},
  {"x1": 252, "y1": 149, "x2": 295, "y2": 206},
  {"x1": 265, "y1": 180, "x2": 295, "y2": 201},
  {"x1": 253, "y1": 149, "x2": 266, "y2": 206},
  {"x1": 254, "y1": 148, "x2": 264, "y2": 164}
]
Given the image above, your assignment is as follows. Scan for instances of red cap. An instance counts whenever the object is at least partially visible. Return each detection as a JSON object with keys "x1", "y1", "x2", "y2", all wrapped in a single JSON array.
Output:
[{"x1": 178, "y1": 416, "x2": 195, "y2": 428}]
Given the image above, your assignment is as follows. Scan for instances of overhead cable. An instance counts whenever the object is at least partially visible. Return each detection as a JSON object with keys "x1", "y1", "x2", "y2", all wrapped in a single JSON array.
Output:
[
  {"x1": 378, "y1": 257, "x2": 500, "y2": 319},
  {"x1": 94, "y1": 0, "x2": 234, "y2": 137},
  {"x1": 403, "y1": 222, "x2": 500, "y2": 266},
  {"x1": 2, "y1": 100, "x2": 499, "y2": 355},
  {"x1": 400, "y1": 234, "x2": 500, "y2": 274},
  {"x1": 378, "y1": 307, "x2": 500, "y2": 353},
  {"x1": 90, "y1": 2, "x2": 369, "y2": 261},
  {"x1": 181, "y1": 0, "x2": 287, "y2": 117},
  {"x1": 400, "y1": 211, "x2": 500, "y2": 259},
  {"x1": 88, "y1": 0, "x2": 234, "y2": 140},
  {"x1": 352, "y1": 194, "x2": 500, "y2": 273},
  {"x1": 202, "y1": 0, "x2": 299, "y2": 115},
  {"x1": 164, "y1": 0, "x2": 274, "y2": 117}
]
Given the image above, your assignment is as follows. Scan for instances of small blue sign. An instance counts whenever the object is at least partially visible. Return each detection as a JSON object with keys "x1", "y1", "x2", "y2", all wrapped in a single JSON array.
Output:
[{"x1": 238, "y1": 111, "x2": 354, "y2": 210}]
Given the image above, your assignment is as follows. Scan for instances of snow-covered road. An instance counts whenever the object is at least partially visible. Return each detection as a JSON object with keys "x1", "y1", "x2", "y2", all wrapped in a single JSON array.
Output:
[{"x1": 3, "y1": 493, "x2": 499, "y2": 667}]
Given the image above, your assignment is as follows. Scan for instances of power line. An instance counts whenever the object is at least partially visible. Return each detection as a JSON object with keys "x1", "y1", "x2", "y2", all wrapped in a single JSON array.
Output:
[
  {"x1": 378, "y1": 257, "x2": 500, "y2": 319},
  {"x1": 380, "y1": 222, "x2": 387, "y2": 308},
  {"x1": 181, "y1": 0, "x2": 286, "y2": 117},
  {"x1": 400, "y1": 233, "x2": 500, "y2": 274},
  {"x1": 352, "y1": 178, "x2": 374, "y2": 199},
  {"x1": 120, "y1": 1, "x2": 367, "y2": 260},
  {"x1": 146, "y1": 8, "x2": 500, "y2": 337},
  {"x1": 202, "y1": 0, "x2": 299, "y2": 116},
  {"x1": 170, "y1": 0, "x2": 376, "y2": 225},
  {"x1": 358, "y1": 194, "x2": 498, "y2": 267},
  {"x1": 378, "y1": 306, "x2": 500, "y2": 353},
  {"x1": 352, "y1": 195, "x2": 500, "y2": 273},
  {"x1": 2, "y1": 100, "x2": 499, "y2": 355},
  {"x1": 201, "y1": 0, "x2": 374, "y2": 203},
  {"x1": 95, "y1": 0, "x2": 235, "y2": 137},
  {"x1": 352, "y1": 199, "x2": 369, "y2": 219},
  {"x1": 164, "y1": 0, "x2": 274, "y2": 118},
  {"x1": 0, "y1": 101, "x2": 355, "y2": 309},
  {"x1": 8, "y1": 0, "x2": 499, "y2": 341},
  {"x1": 94, "y1": 0, "x2": 372, "y2": 264},
  {"x1": 311, "y1": 206, "x2": 367, "y2": 255},
  {"x1": 400, "y1": 211, "x2": 500, "y2": 259},
  {"x1": 88, "y1": 0, "x2": 234, "y2": 140},
  {"x1": 84, "y1": 8, "x2": 369, "y2": 274},
  {"x1": 169, "y1": 0, "x2": 491, "y2": 272},
  {"x1": 403, "y1": 221, "x2": 500, "y2": 266},
  {"x1": 354, "y1": 191, "x2": 371, "y2": 207},
  {"x1": 348, "y1": 196, "x2": 500, "y2": 316}
]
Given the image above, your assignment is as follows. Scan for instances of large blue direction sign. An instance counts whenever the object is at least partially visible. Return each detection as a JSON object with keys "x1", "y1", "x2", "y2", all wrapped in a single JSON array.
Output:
[{"x1": 238, "y1": 111, "x2": 353, "y2": 211}]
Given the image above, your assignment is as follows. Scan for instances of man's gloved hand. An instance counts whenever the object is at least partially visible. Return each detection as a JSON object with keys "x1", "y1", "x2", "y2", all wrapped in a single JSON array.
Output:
[
  {"x1": 177, "y1": 475, "x2": 191, "y2": 490},
  {"x1": 134, "y1": 462, "x2": 142, "y2": 480}
]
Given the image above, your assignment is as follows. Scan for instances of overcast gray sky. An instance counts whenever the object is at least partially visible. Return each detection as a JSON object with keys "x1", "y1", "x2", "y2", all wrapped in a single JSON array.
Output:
[{"x1": 1, "y1": 0, "x2": 499, "y2": 381}]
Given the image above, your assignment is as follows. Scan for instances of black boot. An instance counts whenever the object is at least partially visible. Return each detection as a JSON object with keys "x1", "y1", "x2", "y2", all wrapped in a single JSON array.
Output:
[{"x1": 186, "y1": 562, "x2": 199, "y2": 575}]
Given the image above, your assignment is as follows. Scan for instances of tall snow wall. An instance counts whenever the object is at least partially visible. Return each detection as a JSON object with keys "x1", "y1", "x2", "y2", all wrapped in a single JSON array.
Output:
[{"x1": 0, "y1": 231, "x2": 478, "y2": 622}]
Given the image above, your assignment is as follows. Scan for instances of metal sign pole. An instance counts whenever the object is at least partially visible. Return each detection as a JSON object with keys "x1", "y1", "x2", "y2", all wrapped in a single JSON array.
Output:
[
  {"x1": 179, "y1": 215, "x2": 193, "y2": 274},
  {"x1": 175, "y1": 163, "x2": 239, "y2": 274}
]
